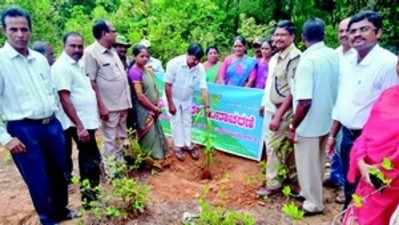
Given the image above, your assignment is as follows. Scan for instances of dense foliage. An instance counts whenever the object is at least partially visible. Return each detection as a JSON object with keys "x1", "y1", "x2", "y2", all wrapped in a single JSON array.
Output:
[{"x1": 0, "y1": 0, "x2": 398, "y2": 62}]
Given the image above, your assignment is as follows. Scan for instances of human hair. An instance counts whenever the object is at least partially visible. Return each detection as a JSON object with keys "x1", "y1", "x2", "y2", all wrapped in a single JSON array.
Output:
[
  {"x1": 302, "y1": 17, "x2": 325, "y2": 43},
  {"x1": 206, "y1": 45, "x2": 219, "y2": 55},
  {"x1": 63, "y1": 32, "x2": 82, "y2": 45},
  {"x1": 276, "y1": 20, "x2": 296, "y2": 35},
  {"x1": 132, "y1": 44, "x2": 148, "y2": 57},
  {"x1": 32, "y1": 41, "x2": 51, "y2": 55},
  {"x1": 263, "y1": 38, "x2": 276, "y2": 51},
  {"x1": 233, "y1": 36, "x2": 247, "y2": 46},
  {"x1": 92, "y1": 20, "x2": 110, "y2": 40},
  {"x1": 348, "y1": 10, "x2": 382, "y2": 31},
  {"x1": 1, "y1": 6, "x2": 31, "y2": 30},
  {"x1": 187, "y1": 43, "x2": 204, "y2": 60}
]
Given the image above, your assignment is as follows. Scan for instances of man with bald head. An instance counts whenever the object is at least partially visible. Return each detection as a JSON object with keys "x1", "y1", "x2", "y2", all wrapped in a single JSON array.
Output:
[
  {"x1": 32, "y1": 41, "x2": 55, "y2": 65},
  {"x1": 336, "y1": 17, "x2": 357, "y2": 59},
  {"x1": 323, "y1": 17, "x2": 357, "y2": 203}
]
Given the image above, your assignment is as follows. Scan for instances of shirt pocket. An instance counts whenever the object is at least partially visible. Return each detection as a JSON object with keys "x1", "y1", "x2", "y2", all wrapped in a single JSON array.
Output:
[
  {"x1": 98, "y1": 61, "x2": 121, "y2": 81},
  {"x1": 352, "y1": 77, "x2": 374, "y2": 106}
]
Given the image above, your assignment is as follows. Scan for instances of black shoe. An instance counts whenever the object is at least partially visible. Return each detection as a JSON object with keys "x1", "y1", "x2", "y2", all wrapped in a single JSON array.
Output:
[
  {"x1": 55, "y1": 208, "x2": 81, "y2": 223},
  {"x1": 323, "y1": 179, "x2": 341, "y2": 189}
]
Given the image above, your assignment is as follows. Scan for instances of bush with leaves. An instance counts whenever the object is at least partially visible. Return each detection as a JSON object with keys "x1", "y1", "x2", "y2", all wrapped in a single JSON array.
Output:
[
  {"x1": 74, "y1": 158, "x2": 150, "y2": 223},
  {"x1": 280, "y1": 185, "x2": 307, "y2": 225},
  {"x1": 184, "y1": 200, "x2": 256, "y2": 225}
]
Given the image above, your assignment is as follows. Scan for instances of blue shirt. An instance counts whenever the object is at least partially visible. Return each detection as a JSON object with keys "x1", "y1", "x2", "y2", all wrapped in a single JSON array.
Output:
[{"x1": 293, "y1": 42, "x2": 339, "y2": 137}]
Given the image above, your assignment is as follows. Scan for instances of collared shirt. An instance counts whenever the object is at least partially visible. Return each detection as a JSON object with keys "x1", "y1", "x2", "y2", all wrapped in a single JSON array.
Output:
[
  {"x1": 261, "y1": 44, "x2": 301, "y2": 113},
  {"x1": 336, "y1": 46, "x2": 357, "y2": 75},
  {"x1": 293, "y1": 42, "x2": 339, "y2": 137},
  {"x1": 0, "y1": 42, "x2": 58, "y2": 145},
  {"x1": 165, "y1": 55, "x2": 207, "y2": 107},
  {"x1": 84, "y1": 41, "x2": 131, "y2": 112},
  {"x1": 148, "y1": 57, "x2": 165, "y2": 74},
  {"x1": 332, "y1": 44, "x2": 399, "y2": 129},
  {"x1": 52, "y1": 52, "x2": 100, "y2": 130}
]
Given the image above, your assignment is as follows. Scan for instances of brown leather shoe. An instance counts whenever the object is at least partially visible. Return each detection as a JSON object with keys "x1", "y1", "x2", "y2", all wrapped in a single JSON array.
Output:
[{"x1": 175, "y1": 147, "x2": 185, "y2": 161}]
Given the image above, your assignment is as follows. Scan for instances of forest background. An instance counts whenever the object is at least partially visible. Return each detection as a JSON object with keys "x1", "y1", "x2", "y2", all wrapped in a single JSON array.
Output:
[{"x1": 0, "y1": 0, "x2": 398, "y2": 62}]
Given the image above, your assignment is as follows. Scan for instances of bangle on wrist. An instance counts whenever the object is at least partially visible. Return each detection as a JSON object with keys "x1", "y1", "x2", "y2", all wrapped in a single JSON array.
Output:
[{"x1": 289, "y1": 124, "x2": 295, "y2": 131}]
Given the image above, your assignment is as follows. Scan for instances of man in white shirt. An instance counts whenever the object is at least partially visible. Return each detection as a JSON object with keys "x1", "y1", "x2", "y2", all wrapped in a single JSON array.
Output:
[
  {"x1": 324, "y1": 17, "x2": 356, "y2": 202},
  {"x1": 165, "y1": 43, "x2": 209, "y2": 161},
  {"x1": 52, "y1": 32, "x2": 101, "y2": 208},
  {"x1": 326, "y1": 10, "x2": 399, "y2": 209},
  {"x1": 0, "y1": 6, "x2": 74, "y2": 225},
  {"x1": 288, "y1": 18, "x2": 339, "y2": 214}
]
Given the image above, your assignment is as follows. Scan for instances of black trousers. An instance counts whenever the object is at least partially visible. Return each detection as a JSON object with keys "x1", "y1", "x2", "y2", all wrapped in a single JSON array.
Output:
[
  {"x1": 64, "y1": 127, "x2": 101, "y2": 205},
  {"x1": 8, "y1": 118, "x2": 68, "y2": 225},
  {"x1": 340, "y1": 126, "x2": 362, "y2": 209}
]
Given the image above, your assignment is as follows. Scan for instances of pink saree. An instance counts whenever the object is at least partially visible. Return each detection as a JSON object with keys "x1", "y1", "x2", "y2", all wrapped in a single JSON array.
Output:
[{"x1": 343, "y1": 85, "x2": 399, "y2": 225}]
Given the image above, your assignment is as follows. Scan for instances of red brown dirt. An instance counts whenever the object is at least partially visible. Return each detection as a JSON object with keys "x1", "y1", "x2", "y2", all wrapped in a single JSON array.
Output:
[
  {"x1": 0, "y1": 147, "x2": 341, "y2": 225},
  {"x1": 148, "y1": 150, "x2": 263, "y2": 208}
]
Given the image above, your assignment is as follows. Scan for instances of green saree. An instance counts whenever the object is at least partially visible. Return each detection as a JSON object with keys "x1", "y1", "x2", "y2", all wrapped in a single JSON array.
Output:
[{"x1": 132, "y1": 68, "x2": 167, "y2": 159}]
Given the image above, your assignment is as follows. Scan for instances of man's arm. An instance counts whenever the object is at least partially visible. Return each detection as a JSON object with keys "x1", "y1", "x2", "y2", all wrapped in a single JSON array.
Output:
[
  {"x1": 325, "y1": 120, "x2": 342, "y2": 154},
  {"x1": 291, "y1": 99, "x2": 311, "y2": 129},
  {"x1": 58, "y1": 90, "x2": 90, "y2": 142},
  {"x1": 288, "y1": 56, "x2": 314, "y2": 142},
  {"x1": 269, "y1": 94, "x2": 292, "y2": 131},
  {"x1": 165, "y1": 83, "x2": 176, "y2": 115},
  {"x1": 0, "y1": 118, "x2": 26, "y2": 153},
  {"x1": 165, "y1": 60, "x2": 176, "y2": 115},
  {"x1": 91, "y1": 81, "x2": 109, "y2": 121},
  {"x1": 84, "y1": 52, "x2": 109, "y2": 121}
]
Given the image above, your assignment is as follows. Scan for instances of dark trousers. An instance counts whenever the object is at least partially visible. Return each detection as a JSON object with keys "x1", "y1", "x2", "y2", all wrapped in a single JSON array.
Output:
[
  {"x1": 329, "y1": 129, "x2": 345, "y2": 187},
  {"x1": 7, "y1": 118, "x2": 68, "y2": 225},
  {"x1": 340, "y1": 126, "x2": 362, "y2": 209},
  {"x1": 64, "y1": 127, "x2": 101, "y2": 205}
]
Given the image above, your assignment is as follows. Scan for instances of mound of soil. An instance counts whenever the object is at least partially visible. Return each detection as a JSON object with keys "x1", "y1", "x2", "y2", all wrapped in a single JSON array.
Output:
[{"x1": 148, "y1": 150, "x2": 265, "y2": 208}]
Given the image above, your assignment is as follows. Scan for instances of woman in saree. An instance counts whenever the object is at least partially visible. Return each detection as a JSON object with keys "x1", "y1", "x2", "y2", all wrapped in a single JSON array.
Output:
[
  {"x1": 217, "y1": 36, "x2": 257, "y2": 87},
  {"x1": 203, "y1": 45, "x2": 220, "y2": 82},
  {"x1": 343, "y1": 57, "x2": 399, "y2": 225},
  {"x1": 127, "y1": 44, "x2": 167, "y2": 160},
  {"x1": 254, "y1": 39, "x2": 274, "y2": 89}
]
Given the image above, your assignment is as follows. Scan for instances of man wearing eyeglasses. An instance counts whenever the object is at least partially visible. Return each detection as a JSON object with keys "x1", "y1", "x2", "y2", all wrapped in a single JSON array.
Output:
[
  {"x1": 84, "y1": 20, "x2": 132, "y2": 175},
  {"x1": 257, "y1": 20, "x2": 301, "y2": 197},
  {"x1": 326, "y1": 10, "x2": 399, "y2": 209}
]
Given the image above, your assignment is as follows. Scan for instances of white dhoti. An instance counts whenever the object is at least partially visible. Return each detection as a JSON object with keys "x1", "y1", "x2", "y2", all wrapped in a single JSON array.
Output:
[{"x1": 170, "y1": 101, "x2": 192, "y2": 148}]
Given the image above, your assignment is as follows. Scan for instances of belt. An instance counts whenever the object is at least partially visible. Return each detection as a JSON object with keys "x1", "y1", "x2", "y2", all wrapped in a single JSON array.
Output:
[
  {"x1": 343, "y1": 126, "x2": 362, "y2": 137},
  {"x1": 19, "y1": 115, "x2": 55, "y2": 125}
]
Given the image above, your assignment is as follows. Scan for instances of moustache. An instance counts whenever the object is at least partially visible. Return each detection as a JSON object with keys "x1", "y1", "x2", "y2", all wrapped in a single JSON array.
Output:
[{"x1": 353, "y1": 37, "x2": 365, "y2": 43}]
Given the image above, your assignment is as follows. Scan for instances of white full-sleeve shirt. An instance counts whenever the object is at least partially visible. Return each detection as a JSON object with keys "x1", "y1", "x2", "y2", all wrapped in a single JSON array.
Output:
[
  {"x1": 332, "y1": 44, "x2": 399, "y2": 129},
  {"x1": 165, "y1": 55, "x2": 207, "y2": 109},
  {"x1": 0, "y1": 42, "x2": 59, "y2": 145}
]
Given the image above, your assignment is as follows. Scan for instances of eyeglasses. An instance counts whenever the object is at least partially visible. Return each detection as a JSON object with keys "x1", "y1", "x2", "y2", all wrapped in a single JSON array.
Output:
[
  {"x1": 348, "y1": 26, "x2": 378, "y2": 35},
  {"x1": 273, "y1": 32, "x2": 290, "y2": 38}
]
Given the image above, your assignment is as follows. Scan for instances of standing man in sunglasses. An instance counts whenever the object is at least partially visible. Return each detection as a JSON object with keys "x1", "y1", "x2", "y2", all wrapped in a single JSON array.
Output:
[{"x1": 326, "y1": 10, "x2": 399, "y2": 209}]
